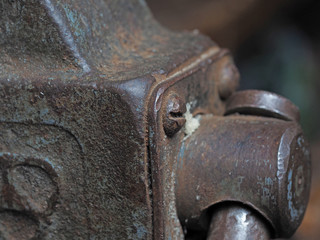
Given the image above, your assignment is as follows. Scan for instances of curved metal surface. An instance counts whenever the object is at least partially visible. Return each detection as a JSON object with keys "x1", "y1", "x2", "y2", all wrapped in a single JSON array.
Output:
[
  {"x1": 207, "y1": 205, "x2": 270, "y2": 240},
  {"x1": 225, "y1": 90, "x2": 300, "y2": 121},
  {"x1": 0, "y1": 1, "x2": 311, "y2": 239},
  {"x1": 175, "y1": 115, "x2": 311, "y2": 238}
]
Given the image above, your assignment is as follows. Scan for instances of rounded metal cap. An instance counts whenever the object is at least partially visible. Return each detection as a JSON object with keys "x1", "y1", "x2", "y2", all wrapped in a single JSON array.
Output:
[{"x1": 225, "y1": 90, "x2": 300, "y2": 122}]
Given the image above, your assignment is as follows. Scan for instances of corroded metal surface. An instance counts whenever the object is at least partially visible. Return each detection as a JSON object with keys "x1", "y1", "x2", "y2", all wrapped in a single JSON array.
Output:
[
  {"x1": 148, "y1": 49, "x2": 233, "y2": 240},
  {"x1": 175, "y1": 115, "x2": 311, "y2": 238},
  {"x1": 207, "y1": 204, "x2": 270, "y2": 240},
  {"x1": 162, "y1": 93, "x2": 187, "y2": 137},
  {"x1": 225, "y1": 90, "x2": 300, "y2": 121},
  {"x1": 0, "y1": 0, "x2": 213, "y2": 239},
  {"x1": 0, "y1": 0, "x2": 311, "y2": 239}
]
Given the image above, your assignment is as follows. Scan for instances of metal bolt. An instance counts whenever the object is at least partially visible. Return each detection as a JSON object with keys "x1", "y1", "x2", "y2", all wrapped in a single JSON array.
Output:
[{"x1": 163, "y1": 94, "x2": 186, "y2": 137}]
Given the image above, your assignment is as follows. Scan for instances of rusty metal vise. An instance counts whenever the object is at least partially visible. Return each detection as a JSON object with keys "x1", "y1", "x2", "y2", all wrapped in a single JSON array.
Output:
[{"x1": 0, "y1": 0, "x2": 311, "y2": 239}]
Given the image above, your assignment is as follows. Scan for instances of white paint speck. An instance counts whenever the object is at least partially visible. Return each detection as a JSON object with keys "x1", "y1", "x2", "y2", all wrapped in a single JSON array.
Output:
[{"x1": 183, "y1": 103, "x2": 200, "y2": 137}]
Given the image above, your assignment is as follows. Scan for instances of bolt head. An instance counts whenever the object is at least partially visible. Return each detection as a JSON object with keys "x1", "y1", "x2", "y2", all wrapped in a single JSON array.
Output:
[{"x1": 163, "y1": 94, "x2": 186, "y2": 137}]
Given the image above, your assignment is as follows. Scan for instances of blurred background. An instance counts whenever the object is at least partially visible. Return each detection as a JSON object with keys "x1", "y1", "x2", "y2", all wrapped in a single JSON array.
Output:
[{"x1": 146, "y1": 0, "x2": 320, "y2": 239}]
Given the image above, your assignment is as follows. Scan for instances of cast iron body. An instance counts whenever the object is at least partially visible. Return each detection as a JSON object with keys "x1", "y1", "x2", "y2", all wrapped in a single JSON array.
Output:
[{"x1": 0, "y1": 0, "x2": 310, "y2": 239}]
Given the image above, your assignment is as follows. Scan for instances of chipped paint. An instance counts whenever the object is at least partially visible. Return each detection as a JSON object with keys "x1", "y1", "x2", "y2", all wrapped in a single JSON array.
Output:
[{"x1": 183, "y1": 103, "x2": 200, "y2": 138}]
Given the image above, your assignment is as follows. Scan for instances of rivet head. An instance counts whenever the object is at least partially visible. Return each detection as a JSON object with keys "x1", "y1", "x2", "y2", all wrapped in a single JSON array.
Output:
[{"x1": 163, "y1": 94, "x2": 186, "y2": 137}]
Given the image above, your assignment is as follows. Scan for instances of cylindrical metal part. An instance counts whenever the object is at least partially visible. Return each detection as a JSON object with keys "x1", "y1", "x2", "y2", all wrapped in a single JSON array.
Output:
[
  {"x1": 225, "y1": 90, "x2": 300, "y2": 122},
  {"x1": 176, "y1": 115, "x2": 311, "y2": 237},
  {"x1": 207, "y1": 205, "x2": 270, "y2": 240}
]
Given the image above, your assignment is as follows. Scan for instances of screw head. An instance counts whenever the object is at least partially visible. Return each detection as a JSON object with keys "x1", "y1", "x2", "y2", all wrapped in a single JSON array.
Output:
[{"x1": 163, "y1": 94, "x2": 186, "y2": 137}]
